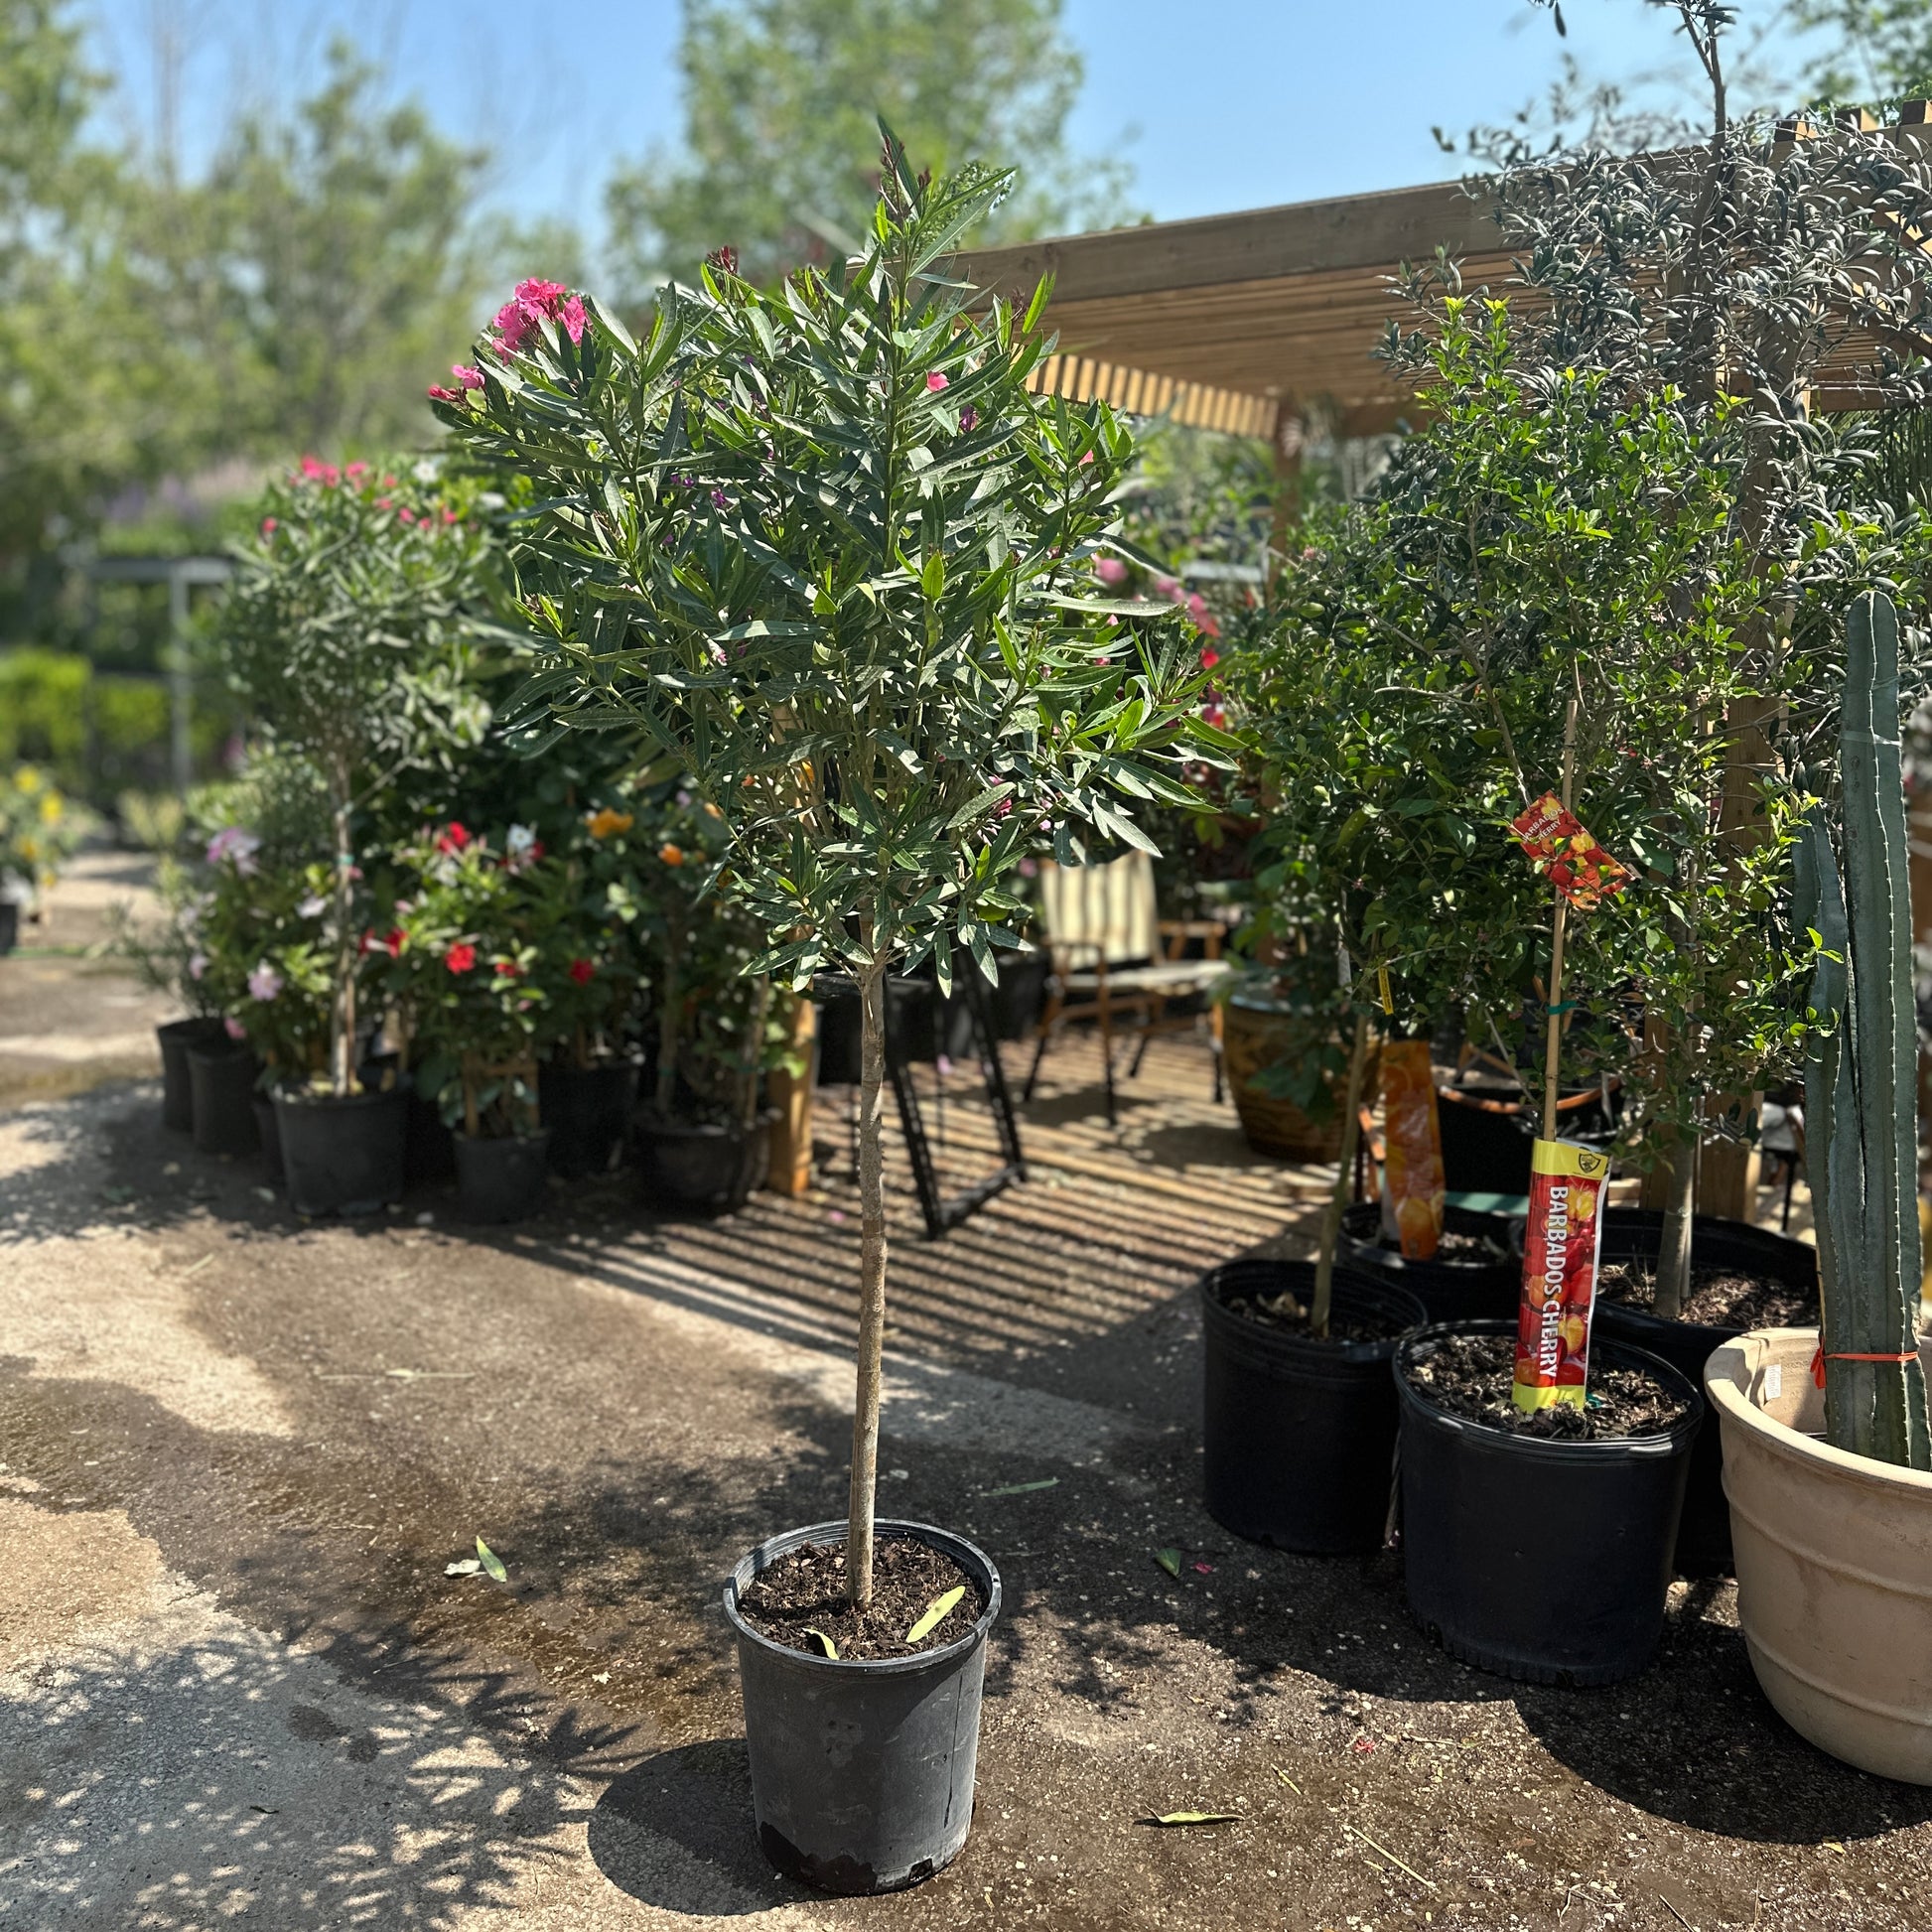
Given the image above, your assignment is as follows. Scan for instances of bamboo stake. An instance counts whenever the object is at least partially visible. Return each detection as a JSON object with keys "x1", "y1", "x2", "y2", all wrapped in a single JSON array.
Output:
[
  {"x1": 1541, "y1": 691, "x2": 1581, "y2": 1140},
  {"x1": 847, "y1": 951, "x2": 891, "y2": 1606}
]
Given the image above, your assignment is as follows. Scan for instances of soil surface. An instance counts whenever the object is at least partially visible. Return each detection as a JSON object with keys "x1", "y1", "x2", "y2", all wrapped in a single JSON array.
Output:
[
  {"x1": 737, "y1": 1536, "x2": 984, "y2": 1661},
  {"x1": 6, "y1": 861, "x2": 1932, "y2": 1932},
  {"x1": 1598, "y1": 1259, "x2": 1818, "y2": 1329},
  {"x1": 1368, "y1": 1226, "x2": 1509, "y2": 1267},
  {"x1": 1216, "y1": 1280, "x2": 1412, "y2": 1342},
  {"x1": 1403, "y1": 1331, "x2": 1695, "y2": 1440}
]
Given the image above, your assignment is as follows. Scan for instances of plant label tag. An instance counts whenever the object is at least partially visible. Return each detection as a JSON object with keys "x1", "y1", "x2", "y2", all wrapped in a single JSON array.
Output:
[
  {"x1": 1381, "y1": 1040, "x2": 1445, "y2": 1261},
  {"x1": 1760, "y1": 1364, "x2": 1782, "y2": 1404},
  {"x1": 1513, "y1": 1138, "x2": 1611, "y2": 1413},
  {"x1": 1510, "y1": 792, "x2": 1631, "y2": 910}
]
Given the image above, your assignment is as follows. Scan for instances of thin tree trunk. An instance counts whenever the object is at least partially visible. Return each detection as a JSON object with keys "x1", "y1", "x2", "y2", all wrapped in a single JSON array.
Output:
[
  {"x1": 332, "y1": 799, "x2": 355, "y2": 1098},
  {"x1": 740, "y1": 976, "x2": 772, "y2": 1128},
  {"x1": 847, "y1": 953, "x2": 891, "y2": 1606},
  {"x1": 655, "y1": 922, "x2": 681, "y2": 1115},
  {"x1": 1655, "y1": 1137, "x2": 1696, "y2": 1322},
  {"x1": 1311, "y1": 1010, "x2": 1373, "y2": 1339}
]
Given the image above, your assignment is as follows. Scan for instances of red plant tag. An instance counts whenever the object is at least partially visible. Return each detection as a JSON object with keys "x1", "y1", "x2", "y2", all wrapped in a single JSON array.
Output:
[
  {"x1": 1513, "y1": 1139, "x2": 1612, "y2": 1412},
  {"x1": 1510, "y1": 792, "x2": 1630, "y2": 911},
  {"x1": 1381, "y1": 1040, "x2": 1446, "y2": 1261}
]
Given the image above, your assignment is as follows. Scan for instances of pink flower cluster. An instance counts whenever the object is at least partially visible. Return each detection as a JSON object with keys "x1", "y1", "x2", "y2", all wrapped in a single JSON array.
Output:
[
  {"x1": 489, "y1": 278, "x2": 589, "y2": 358},
  {"x1": 296, "y1": 457, "x2": 371, "y2": 488},
  {"x1": 428, "y1": 364, "x2": 485, "y2": 404}
]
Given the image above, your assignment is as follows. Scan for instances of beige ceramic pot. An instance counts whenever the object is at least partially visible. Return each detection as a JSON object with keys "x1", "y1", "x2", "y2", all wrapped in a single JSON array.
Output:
[{"x1": 1706, "y1": 1327, "x2": 1932, "y2": 1784}]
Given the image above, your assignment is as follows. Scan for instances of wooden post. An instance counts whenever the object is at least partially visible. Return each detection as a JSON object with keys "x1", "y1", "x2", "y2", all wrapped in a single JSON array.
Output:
[
  {"x1": 1268, "y1": 400, "x2": 1306, "y2": 591},
  {"x1": 764, "y1": 993, "x2": 817, "y2": 1197}
]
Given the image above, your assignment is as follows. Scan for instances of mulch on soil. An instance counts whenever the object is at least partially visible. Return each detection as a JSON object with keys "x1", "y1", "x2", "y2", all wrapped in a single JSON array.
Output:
[
  {"x1": 1218, "y1": 1280, "x2": 1412, "y2": 1342},
  {"x1": 1402, "y1": 1329, "x2": 1695, "y2": 1440},
  {"x1": 736, "y1": 1534, "x2": 985, "y2": 1662},
  {"x1": 1365, "y1": 1226, "x2": 1509, "y2": 1266},
  {"x1": 1597, "y1": 1259, "x2": 1817, "y2": 1329}
]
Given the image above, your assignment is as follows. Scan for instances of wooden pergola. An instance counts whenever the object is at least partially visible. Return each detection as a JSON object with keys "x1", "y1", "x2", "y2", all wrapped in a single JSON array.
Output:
[{"x1": 953, "y1": 116, "x2": 1932, "y2": 456}]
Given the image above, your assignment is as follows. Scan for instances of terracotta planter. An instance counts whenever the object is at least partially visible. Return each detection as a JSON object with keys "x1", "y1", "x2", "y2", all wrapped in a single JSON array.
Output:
[
  {"x1": 1222, "y1": 996, "x2": 1374, "y2": 1161},
  {"x1": 1707, "y1": 1327, "x2": 1932, "y2": 1784}
]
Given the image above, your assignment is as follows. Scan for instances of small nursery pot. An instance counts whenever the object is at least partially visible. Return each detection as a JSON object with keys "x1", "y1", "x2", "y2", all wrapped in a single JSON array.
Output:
[
  {"x1": 635, "y1": 1109, "x2": 772, "y2": 1213},
  {"x1": 539, "y1": 1057, "x2": 639, "y2": 1180},
  {"x1": 0, "y1": 899, "x2": 18, "y2": 955},
  {"x1": 157, "y1": 1017, "x2": 225, "y2": 1132},
  {"x1": 454, "y1": 1130, "x2": 552, "y2": 1225},
  {"x1": 1338, "y1": 1201, "x2": 1519, "y2": 1323},
  {"x1": 403, "y1": 1084, "x2": 457, "y2": 1188},
  {"x1": 1200, "y1": 1260, "x2": 1428, "y2": 1554},
  {"x1": 1394, "y1": 1320, "x2": 1701, "y2": 1686},
  {"x1": 186, "y1": 1037, "x2": 261, "y2": 1158},
  {"x1": 723, "y1": 1520, "x2": 1002, "y2": 1894},
  {"x1": 1592, "y1": 1209, "x2": 1819, "y2": 1580},
  {"x1": 272, "y1": 1081, "x2": 409, "y2": 1217}
]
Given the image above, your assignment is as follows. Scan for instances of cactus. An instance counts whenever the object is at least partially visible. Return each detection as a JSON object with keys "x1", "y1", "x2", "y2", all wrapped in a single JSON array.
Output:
[{"x1": 1792, "y1": 591, "x2": 1931, "y2": 1470}]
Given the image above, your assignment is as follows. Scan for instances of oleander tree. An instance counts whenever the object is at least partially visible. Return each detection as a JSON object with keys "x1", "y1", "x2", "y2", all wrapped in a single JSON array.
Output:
[
  {"x1": 212, "y1": 457, "x2": 494, "y2": 1096},
  {"x1": 441, "y1": 132, "x2": 1220, "y2": 1602}
]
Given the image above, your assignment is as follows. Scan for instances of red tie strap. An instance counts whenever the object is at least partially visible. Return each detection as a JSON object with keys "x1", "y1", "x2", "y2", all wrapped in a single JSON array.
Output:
[{"x1": 1811, "y1": 1344, "x2": 1923, "y2": 1388}]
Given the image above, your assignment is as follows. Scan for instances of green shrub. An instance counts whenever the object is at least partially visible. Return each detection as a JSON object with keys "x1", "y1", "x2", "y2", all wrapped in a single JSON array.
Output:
[{"x1": 0, "y1": 650, "x2": 90, "y2": 786}]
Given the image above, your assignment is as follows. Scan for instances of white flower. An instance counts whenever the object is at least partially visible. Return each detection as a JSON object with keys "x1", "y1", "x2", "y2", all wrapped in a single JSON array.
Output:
[
  {"x1": 297, "y1": 895, "x2": 328, "y2": 918},
  {"x1": 412, "y1": 458, "x2": 441, "y2": 484}
]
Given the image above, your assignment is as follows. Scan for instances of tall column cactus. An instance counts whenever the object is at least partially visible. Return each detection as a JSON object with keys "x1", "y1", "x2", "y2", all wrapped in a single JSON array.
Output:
[{"x1": 1793, "y1": 591, "x2": 1931, "y2": 1470}]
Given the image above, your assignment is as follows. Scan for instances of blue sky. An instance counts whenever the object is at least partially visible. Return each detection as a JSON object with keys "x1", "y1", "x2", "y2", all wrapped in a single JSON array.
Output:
[{"x1": 85, "y1": 0, "x2": 1823, "y2": 248}]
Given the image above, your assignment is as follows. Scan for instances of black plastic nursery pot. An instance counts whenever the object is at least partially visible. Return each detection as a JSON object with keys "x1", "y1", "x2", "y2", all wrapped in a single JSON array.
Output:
[
  {"x1": 723, "y1": 1520, "x2": 1002, "y2": 1894},
  {"x1": 403, "y1": 1085, "x2": 457, "y2": 1188},
  {"x1": 1394, "y1": 1320, "x2": 1702, "y2": 1686},
  {"x1": 636, "y1": 1108, "x2": 772, "y2": 1213},
  {"x1": 185, "y1": 1037, "x2": 261, "y2": 1158},
  {"x1": 272, "y1": 1081, "x2": 409, "y2": 1217},
  {"x1": 454, "y1": 1130, "x2": 552, "y2": 1224},
  {"x1": 539, "y1": 1057, "x2": 639, "y2": 1180},
  {"x1": 252, "y1": 1095, "x2": 282, "y2": 1181},
  {"x1": 157, "y1": 1017, "x2": 225, "y2": 1133},
  {"x1": 1436, "y1": 1082, "x2": 1617, "y2": 1197},
  {"x1": 1338, "y1": 1201, "x2": 1519, "y2": 1324},
  {"x1": 0, "y1": 899, "x2": 17, "y2": 955},
  {"x1": 1200, "y1": 1259, "x2": 1428, "y2": 1554},
  {"x1": 1590, "y1": 1208, "x2": 1819, "y2": 1580}
]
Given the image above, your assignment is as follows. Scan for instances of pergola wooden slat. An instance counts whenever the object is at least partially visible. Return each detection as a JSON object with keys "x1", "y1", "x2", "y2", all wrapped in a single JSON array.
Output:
[{"x1": 954, "y1": 126, "x2": 1932, "y2": 442}]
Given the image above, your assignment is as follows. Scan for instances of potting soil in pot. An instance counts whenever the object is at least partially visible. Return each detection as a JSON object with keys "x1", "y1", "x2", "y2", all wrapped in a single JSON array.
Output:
[
  {"x1": 737, "y1": 1537, "x2": 986, "y2": 1662},
  {"x1": 1595, "y1": 1261, "x2": 1816, "y2": 1330},
  {"x1": 1219, "y1": 1281, "x2": 1412, "y2": 1344},
  {"x1": 1404, "y1": 1330, "x2": 1693, "y2": 1441},
  {"x1": 1363, "y1": 1225, "x2": 1508, "y2": 1266}
]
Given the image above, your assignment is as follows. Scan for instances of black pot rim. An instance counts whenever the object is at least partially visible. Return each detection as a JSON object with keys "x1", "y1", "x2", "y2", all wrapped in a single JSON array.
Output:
[
  {"x1": 456, "y1": 1126, "x2": 551, "y2": 1146},
  {"x1": 636, "y1": 1106, "x2": 778, "y2": 1140},
  {"x1": 1199, "y1": 1259, "x2": 1428, "y2": 1363},
  {"x1": 1339, "y1": 1201, "x2": 1517, "y2": 1277},
  {"x1": 723, "y1": 1518, "x2": 1002, "y2": 1677},
  {"x1": 271, "y1": 1075, "x2": 412, "y2": 1112},
  {"x1": 158, "y1": 1015, "x2": 226, "y2": 1039},
  {"x1": 1393, "y1": 1318, "x2": 1705, "y2": 1457},
  {"x1": 184, "y1": 1035, "x2": 255, "y2": 1063}
]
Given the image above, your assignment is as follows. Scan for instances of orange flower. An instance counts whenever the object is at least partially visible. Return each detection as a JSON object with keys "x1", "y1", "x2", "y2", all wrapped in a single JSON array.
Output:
[
  {"x1": 658, "y1": 842, "x2": 686, "y2": 866},
  {"x1": 587, "y1": 807, "x2": 634, "y2": 839}
]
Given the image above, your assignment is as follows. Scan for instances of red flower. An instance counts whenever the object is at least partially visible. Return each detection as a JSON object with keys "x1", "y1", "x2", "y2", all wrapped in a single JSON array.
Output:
[
  {"x1": 1200, "y1": 646, "x2": 1220, "y2": 670},
  {"x1": 383, "y1": 928, "x2": 404, "y2": 958},
  {"x1": 260, "y1": 516, "x2": 278, "y2": 536},
  {"x1": 427, "y1": 385, "x2": 461, "y2": 403},
  {"x1": 493, "y1": 956, "x2": 522, "y2": 979},
  {"x1": 444, "y1": 943, "x2": 478, "y2": 975},
  {"x1": 435, "y1": 822, "x2": 472, "y2": 855},
  {"x1": 568, "y1": 957, "x2": 596, "y2": 985}
]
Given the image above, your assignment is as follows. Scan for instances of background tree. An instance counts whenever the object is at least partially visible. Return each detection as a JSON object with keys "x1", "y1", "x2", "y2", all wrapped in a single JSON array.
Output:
[{"x1": 603, "y1": 0, "x2": 1137, "y2": 297}]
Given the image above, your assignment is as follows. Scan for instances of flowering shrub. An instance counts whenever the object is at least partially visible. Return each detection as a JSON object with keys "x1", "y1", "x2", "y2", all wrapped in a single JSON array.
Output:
[
  {"x1": 213, "y1": 454, "x2": 494, "y2": 1096},
  {"x1": 0, "y1": 765, "x2": 80, "y2": 907},
  {"x1": 390, "y1": 824, "x2": 550, "y2": 1136}
]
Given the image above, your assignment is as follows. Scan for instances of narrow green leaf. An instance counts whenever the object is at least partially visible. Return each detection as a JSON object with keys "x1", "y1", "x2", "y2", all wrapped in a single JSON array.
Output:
[
  {"x1": 475, "y1": 1536, "x2": 507, "y2": 1583},
  {"x1": 904, "y1": 1585, "x2": 967, "y2": 1644}
]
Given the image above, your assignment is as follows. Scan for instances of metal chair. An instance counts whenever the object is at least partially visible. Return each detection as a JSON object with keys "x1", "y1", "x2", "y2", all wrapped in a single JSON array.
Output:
[{"x1": 1022, "y1": 852, "x2": 1231, "y2": 1124}]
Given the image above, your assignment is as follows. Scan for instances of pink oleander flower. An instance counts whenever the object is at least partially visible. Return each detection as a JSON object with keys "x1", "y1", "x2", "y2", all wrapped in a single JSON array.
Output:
[
  {"x1": 247, "y1": 962, "x2": 283, "y2": 1002},
  {"x1": 206, "y1": 826, "x2": 262, "y2": 876},
  {"x1": 452, "y1": 365, "x2": 484, "y2": 390},
  {"x1": 346, "y1": 461, "x2": 368, "y2": 479},
  {"x1": 559, "y1": 295, "x2": 588, "y2": 345},
  {"x1": 926, "y1": 371, "x2": 949, "y2": 392},
  {"x1": 441, "y1": 505, "x2": 459, "y2": 523},
  {"x1": 398, "y1": 506, "x2": 418, "y2": 524},
  {"x1": 427, "y1": 385, "x2": 462, "y2": 403},
  {"x1": 491, "y1": 297, "x2": 535, "y2": 354},
  {"x1": 515, "y1": 278, "x2": 568, "y2": 317},
  {"x1": 224, "y1": 1016, "x2": 248, "y2": 1040},
  {"x1": 1094, "y1": 557, "x2": 1128, "y2": 586},
  {"x1": 260, "y1": 517, "x2": 278, "y2": 537},
  {"x1": 1154, "y1": 576, "x2": 1182, "y2": 603}
]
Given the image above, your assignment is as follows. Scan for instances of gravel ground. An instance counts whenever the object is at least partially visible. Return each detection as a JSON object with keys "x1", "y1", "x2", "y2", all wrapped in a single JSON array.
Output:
[{"x1": 2, "y1": 864, "x2": 1928, "y2": 1930}]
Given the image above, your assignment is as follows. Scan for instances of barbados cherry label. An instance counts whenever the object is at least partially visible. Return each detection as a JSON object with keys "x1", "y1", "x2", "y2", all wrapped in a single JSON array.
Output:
[{"x1": 1513, "y1": 1138, "x2": 1611, "y2": 1413}]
